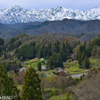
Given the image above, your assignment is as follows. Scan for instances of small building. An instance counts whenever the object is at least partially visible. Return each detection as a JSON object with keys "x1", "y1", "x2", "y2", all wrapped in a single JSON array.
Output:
[
  {"x1": 57, "y1": 68, "x2": 64, "y2": 74},
  {"x1": 45, "y1": 61, "x2": 47, "y2": 64},
  {"x1": 19, "y1": 67, "x2": 27, "y2": 73},
  {"x1": 40, "y1": 58, "x2": 44, "y2": 61},
  {"x1": 64, "y1": 62, "x2": 67, "y2": 64},
  {"x1": 70, "y1": 53, "x2": 73, "y2": 57},
  {"x1": 58, "y1": 71, "x2": 69, "y2": 77},
  {"x1": 41, "y1": 66, "x2": 47, "y2": 71}
]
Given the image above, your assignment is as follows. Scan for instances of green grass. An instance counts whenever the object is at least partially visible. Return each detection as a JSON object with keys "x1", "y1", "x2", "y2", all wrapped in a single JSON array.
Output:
[
  {"x1": 17, "y1": 85, "x2": 23, "y2": 91},
  {"x1": 38, "y1": 70, "x2": 54, "y2": 75},
  {"x1": 64, "y1": 61, "x2": 86, "y2": 75},
  {"x1": 43, "y1": 88, "x2": 66, "y2": 100},
  {"x1": 64, "y1": 58, "x2": 100, "y2": 75},
  {"x1": 23, "y1": 58, "x2": 54, "y2": 77},
  {"x1": 44, "y1": 88, "x2": 62, "y2": 91},
  {"x1": 23, "y1": 58, "x2": 87, "y2": 75},
  {"x1": 90, "y1": 58, "x2": 100, "y2": 67},
  {"x1": 49, "y1": 95, "x2": 66, "y2": 100},
  {"x1": 23, "y1": 58, "x2": 48, "y2": 69},
  {"x1": 24, "y1": 58, "x2": 41, "y2": 69},
  {"x1": 17, "y1": 85, "x2": 23, "y2": 95},
  {"x1": 49, "y1": 92, "x2": 73, "y2": 100}
]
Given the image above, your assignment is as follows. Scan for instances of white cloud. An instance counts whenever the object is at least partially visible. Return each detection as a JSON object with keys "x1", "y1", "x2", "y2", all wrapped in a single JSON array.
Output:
[{"x1": 0, "y1": 0, "x2": 100, "y2": 10}]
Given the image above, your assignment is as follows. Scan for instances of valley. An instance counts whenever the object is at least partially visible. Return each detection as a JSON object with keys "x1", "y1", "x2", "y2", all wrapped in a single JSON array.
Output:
[
  {"x1": 0, "y1": 5, "x2": 100, "y2": 100},
  {"x1": 0, "y1": 32, "x2": 100, "y2": 99}
]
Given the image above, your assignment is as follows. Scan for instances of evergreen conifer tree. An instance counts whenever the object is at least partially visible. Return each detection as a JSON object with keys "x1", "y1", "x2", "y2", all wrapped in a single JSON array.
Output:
[
  {"x1": 38, "y1": 62, "x2": 41, "y2": 71},
  {"x1": 0, "y1": 64, "x2": 12, "y2": 96},
  {"x1": 54, "y1": 40, "x2": 60, "y2": 53},
  {"x1": 39, "y1": 49, "x2": 43, "y2": 58},
  {"x1": 84, "y1": 56, "x2": 90, "y2": 69},
  {"x1": 47, "y1": 57, "x2": 53, "y2": 69},
  {"x1": 63, "y1": 42, "x2": 65, "y2": 52},
  {"x1": 78, "y1": 51, "x2": 82, "y2": 67},
  {"x1": 57, "y1": 53, "x2": 63, "y2": 67},
  {"x1": 21, "y1": 67, "x2": 43, "y2": 100},
  {"x1": 52, "y1": 52, "x2": 57, "y2": 67},
  {"x1": 82, "y1": 51, "x2": 85, "y2": 61}
]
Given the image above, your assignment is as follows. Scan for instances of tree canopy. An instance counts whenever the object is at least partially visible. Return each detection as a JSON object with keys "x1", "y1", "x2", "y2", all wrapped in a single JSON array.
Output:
[{"x1": 21, "y1": 67, "x2": 43, "y2": 100}]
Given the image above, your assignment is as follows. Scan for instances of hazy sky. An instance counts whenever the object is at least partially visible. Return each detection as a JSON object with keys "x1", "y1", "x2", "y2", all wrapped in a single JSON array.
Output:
[{"x1": 0, "y1": 0, "x2": 100, "y2": 10}]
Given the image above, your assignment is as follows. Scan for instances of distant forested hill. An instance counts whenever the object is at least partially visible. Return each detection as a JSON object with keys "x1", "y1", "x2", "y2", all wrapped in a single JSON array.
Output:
[{"x1": 0, "y1": 19, "x2": 100, "y2": 41}]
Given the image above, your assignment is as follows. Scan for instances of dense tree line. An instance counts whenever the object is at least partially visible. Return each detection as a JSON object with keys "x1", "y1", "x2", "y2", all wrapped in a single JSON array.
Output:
[
  {"x1": 6, "y1": 37, "x2": 22, "y2": 51},
  {"x1": 77, "y1": 36, "x2": 100, "y2": 68},
  {"x1": 74, "y1": 36, "x2": 100, "y2": 60},
  {"x1": 74, "y1": 36, "x2": 100, "y2": 68},
  {"x1": 0, "y1": 38, "x2": 4, "y2": 46},
  {"x1": 41, "y1": 40, "x2": 72, "y2": 62},
  {"x1": 16, "y1": 40, "x2": 72, "y2": 61},
  {"x1": 0, "y1": 37, "x2": 22, "y2": 57},
  {"x1": 39, "y1": 42, "x2": 52, "y2": 58},
  {"x1": 17, "y1": 42, "x2": 36, "y2": 60},
  {"x1": 78, "y1": 43, "x2": 90, "y2": 69},
  {"x1": 0, "y1": 38, "x2": 5, "y2": 56},
  {"x1": 60, "y1": 41, "x2": 72, "y2": 62},
  {"x1": 47, "y1": 52, "x2": 63, "y2": 69},
  {"x1": 86, "y1": 36, "x2": 100, "y2": 57}
]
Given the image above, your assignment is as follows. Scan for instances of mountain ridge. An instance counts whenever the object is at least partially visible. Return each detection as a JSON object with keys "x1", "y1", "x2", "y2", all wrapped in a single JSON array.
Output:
[
  {"x1": 1, "y1": 5, "x2": 100, "y2": 24},
  {"x1": 0, "y1": 19, "x2": 99, "y2": 41}
]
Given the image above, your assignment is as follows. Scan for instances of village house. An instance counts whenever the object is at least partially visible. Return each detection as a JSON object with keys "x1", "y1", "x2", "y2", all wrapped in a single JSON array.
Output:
[
  {"x1": 41, "y1": 66, "x2": 48, "y2": 71},
  {"x1": 19, "y1": 67, "x2": 28, "y2": 73},
  {"x1": 58, "y1": 71, "x2": 69, "y2": 77},
  {"x1": 40, "y1": 58, "x2": 44, "y2": 62},
  {"x1": 70, "y1": 53, "x2": 73, "y2": 58},
  {"x1": 45, "y1": 61, "x2": 47, "y2": 64},
  {"x1": 55, "y1": 67, "x2": 69, "y2": 75},
  {"x1": 57, "y1": 68, "x2": 64, "y2": 74}
]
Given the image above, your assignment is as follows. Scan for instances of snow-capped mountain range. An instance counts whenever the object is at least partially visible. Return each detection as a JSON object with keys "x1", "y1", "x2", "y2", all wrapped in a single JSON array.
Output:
[{"x1": 0, "y1": 5, "x2": 100, "y2": 24}]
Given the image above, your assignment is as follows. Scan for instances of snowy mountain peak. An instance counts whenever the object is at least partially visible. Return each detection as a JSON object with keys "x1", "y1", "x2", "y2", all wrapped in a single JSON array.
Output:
[
  {"x1": 56, "y1": 6, "x2": 64, "y2": 10},
  {"x1": 0, "y1": 6, "x2": 100, "y2": 24},
  {"x1": 0, "y1": 5, "x2": 23, "y2": 12},
  {"x1": 9, "y1": 5, "x2": 23, "y2": 12}
]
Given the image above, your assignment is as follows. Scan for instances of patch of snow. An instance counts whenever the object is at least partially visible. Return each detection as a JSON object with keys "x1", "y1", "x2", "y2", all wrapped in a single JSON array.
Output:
[{"x1": 0, "y1": 6, "x2": 100, "y2": 24}]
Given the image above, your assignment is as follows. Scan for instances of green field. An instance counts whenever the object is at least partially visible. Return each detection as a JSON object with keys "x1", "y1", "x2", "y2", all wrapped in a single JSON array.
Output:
[
  {"x1": 23, "y1": 58, "x2": 88, "y2": 75},
  {"x1": 22, "y1": 57, "x2": 100, "y2": 75},
  {"x1": 23, "y1": 58, "x2": 48, "y2": 69},
  {"x1": 38, "y1": 70, "x2": 54, "y2": 75},
  {"x1": 49, "y1": 91, "x2": 72, "y2": 100},
  {"x1": 49, "y1": 94, "x2": 66, "y2": 100},
  {"x1": 64, "y1": 61, "x2": 86, "y2": 75},
  {"x1": 17, "y1": 85, "x2": 23, "y2": 90},
  {"x1": 64, "y1": 58, "x2": 100, "y2": 75},
  {"x1": 90, "y1": 58, "x2": 100, "y2": 67}
]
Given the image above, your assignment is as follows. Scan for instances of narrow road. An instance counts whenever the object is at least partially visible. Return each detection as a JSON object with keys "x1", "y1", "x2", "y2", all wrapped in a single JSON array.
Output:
[{"x1": 71, "y1": 73, "x2": 86, "y2": 78}]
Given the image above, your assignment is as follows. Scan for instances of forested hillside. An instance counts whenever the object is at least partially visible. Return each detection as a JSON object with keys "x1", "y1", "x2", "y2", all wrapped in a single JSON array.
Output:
[
  {"x1": 0, "y1": 33, "x2": 100, "y2": 100},
  {"x1": 0, "y1": 19, "x2": 100, "y2": 41}
]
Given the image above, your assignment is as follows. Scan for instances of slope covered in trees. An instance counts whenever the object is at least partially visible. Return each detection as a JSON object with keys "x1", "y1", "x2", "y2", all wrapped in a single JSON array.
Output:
[
  {"x1": 0, "y1": 19, "x2": 100, "y2": 41},
  {"x1": 0, "y1": 33, "x2": 100, "y2": 100}
]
